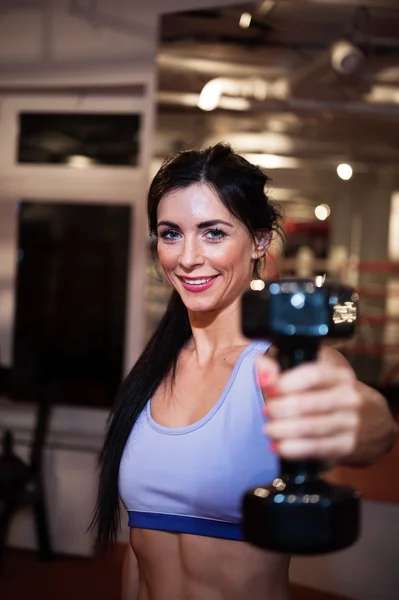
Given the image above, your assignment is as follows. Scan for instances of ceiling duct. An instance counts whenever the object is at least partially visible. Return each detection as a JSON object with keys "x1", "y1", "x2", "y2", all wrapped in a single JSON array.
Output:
[
  {"x1": 195, "y1": 40, "x2": 365, "y2": 110},
  {"x1": 272, "y1": 40, "x2": 364, "y2": 100},
  {"x1": 197, "y1": 76, "x2": 269, "y2": 111}
]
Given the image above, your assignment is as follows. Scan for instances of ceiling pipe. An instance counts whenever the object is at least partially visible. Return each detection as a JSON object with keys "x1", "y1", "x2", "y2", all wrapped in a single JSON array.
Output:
[
  {"x1": 255, "y1": 96, "x2": 399, "y2": 118},
  {"x1": 158, "y1": 90, "x2": 399, "y2": 117},
  {"x1": 195, "y1": 40, "x2": 365, "y2": 110},
  {"x1": 158, "y1": 51, "x2": 285, "y2": 80},
  {"x1": 331, "y1": 40, "x2": 364, "y2": 75},
  {"x1": 159, "y1": 90, "x2": 251, "y2": 111},
  {"x1": 270, "y1": 40, "x2": 365, "y2": 101}
]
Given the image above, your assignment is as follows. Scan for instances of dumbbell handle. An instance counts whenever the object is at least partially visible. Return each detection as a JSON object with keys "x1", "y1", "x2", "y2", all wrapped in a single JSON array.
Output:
[
  {"x1": 274, "y1": 340, "x2": 326, "y2": 479},
  {"x1": 276, "y1": 340, "x2": 319, "y2": 372}
]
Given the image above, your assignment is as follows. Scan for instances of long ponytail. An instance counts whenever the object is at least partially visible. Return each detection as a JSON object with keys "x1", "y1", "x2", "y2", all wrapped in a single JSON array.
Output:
[
  {"x1": 90, "y1": 290, "x2": 191, "y2": 548},
  {"x1": 91, "y1": 142, "x2": 281, "y2": 548}
]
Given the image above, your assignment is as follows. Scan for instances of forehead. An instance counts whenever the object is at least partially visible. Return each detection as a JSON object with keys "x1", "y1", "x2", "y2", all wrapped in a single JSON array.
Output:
[{"x1": 157, "y1": 184, "x2": 235, "y2": 222}]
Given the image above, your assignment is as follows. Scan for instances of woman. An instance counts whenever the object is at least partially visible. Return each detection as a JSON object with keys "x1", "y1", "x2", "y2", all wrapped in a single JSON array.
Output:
[{"x1": 92, "y1": 143, "x2": 397, "y2": 600}]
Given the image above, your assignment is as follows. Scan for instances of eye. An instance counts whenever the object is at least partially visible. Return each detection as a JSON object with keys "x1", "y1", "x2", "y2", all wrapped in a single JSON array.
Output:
[
  {"x1": 158, "y1": 228, "x2": 181, "y2": 241},
  {"x1": 205, "y1": 228, "x2": 227, "y2": 241}
]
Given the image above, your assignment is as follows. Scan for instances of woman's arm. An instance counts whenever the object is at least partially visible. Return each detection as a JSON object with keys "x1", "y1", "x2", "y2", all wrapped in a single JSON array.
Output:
[
  {"x1": 121, "y1": 544, "x2": 140, "y2": 600},
  {"x1": 318, "y1": 346, "x2": 397, "y2": 466},
  {"x1": 257, "y1": 345, "x2": 398, "y2": 467}
]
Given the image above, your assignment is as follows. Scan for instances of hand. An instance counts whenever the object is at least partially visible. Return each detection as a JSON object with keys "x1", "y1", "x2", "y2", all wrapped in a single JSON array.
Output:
[{"x1": 257, "y1": 348, "x2": 362, "y2": 462}]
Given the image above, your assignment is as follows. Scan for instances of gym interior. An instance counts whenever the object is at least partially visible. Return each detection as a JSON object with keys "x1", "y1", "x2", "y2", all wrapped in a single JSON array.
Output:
[{"x1": 0, "y1": 1, "x2": 398, "y2": 599}]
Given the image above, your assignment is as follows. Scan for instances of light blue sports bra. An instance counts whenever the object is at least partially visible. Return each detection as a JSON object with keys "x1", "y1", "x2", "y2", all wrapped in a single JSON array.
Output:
[{"x1": 118, "y1": 340, "x2": 279, "y2": 541}]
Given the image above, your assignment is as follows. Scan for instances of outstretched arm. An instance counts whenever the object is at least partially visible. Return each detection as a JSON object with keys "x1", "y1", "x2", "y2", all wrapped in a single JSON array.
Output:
[{"x1": 257, "y1": 345, "x2": 398, "y2": 467}]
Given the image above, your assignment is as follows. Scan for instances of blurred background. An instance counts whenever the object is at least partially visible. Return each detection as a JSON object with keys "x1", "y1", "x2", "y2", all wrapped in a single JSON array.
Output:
[{"x1": 0, "y1": 1, "x2": 398, "y2": 599}]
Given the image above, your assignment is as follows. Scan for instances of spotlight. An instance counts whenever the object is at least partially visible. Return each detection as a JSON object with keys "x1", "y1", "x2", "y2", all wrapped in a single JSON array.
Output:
[
  {"x1": 239, "y1": 12, "x2": 252, "y2": 28},
  {"x1": 250, "y1": 279, "x2": 266, "y2": 291},
  {"x1": 331, "y1": 41, "x2": 364, "y2": 76},
  {"x1": 337, "y1": 163, "x2": 353, "y2": 180},
  {"x1": 315, "y1": 204, "x2": 331, "y2": 221}
]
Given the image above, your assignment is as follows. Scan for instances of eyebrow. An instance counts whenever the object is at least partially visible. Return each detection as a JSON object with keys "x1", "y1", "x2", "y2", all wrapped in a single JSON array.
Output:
[{"x1": 157, "y1": 219, "x2": 233, "y2": 229}]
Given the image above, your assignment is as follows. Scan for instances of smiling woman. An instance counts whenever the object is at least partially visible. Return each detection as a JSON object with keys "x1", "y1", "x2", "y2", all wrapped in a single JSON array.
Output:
[
  {"x1": 155, "y1": 184, "x2": 265, "y2": 312},
  {"x1": 90, "y1": 143, "x2": 397, "y2": 600}
]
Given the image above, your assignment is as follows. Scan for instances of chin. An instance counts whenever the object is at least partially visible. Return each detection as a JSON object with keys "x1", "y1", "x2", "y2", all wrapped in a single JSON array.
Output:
[
  {"x1": 182, "y1": 291, "x2": 236, "y2": 315},
  {"x1": 177, "y1": 293, "x2": 217, "y2": 312},
  {"x1": 183, "y1": 300, "x2": 218, "y2": 313}
]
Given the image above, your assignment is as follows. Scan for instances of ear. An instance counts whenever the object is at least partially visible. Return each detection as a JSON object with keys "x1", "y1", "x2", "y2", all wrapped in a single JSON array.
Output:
[{"x1": 251, "y1": 232, "x2": 272, "y2": 260}]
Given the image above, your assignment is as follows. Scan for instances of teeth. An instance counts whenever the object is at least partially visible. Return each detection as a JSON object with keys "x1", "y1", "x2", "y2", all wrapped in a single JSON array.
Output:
[{"x1": 182, "y1": 277, "x2": 212, "y2": 285}]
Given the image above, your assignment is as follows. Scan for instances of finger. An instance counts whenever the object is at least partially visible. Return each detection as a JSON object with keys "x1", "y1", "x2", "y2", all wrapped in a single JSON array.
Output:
[
  {"x1": 256, "y1": 354, "x2": 280, "y2": 389},
  {"x1": 265, "y1": 386, "x2": 361, "y2": 419},
  {"x1": 274, "y1": 361, "x2": 355, "y2": 395},
  {"x1": 275, "y1": 433, "x2": 357, "y2": 461},
  {"x1": 264, "y1": 410, "x2": 360, "y2": 440}
]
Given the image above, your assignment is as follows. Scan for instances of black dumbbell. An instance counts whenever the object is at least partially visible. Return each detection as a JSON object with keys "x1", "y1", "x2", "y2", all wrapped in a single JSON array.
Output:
[{"x1": 241, "y1": 278, "x2": 361, "y2": 554}]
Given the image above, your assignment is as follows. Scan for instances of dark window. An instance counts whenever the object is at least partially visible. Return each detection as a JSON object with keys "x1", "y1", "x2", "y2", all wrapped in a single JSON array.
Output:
[
  {"x1": 10, "y1": 201, "x2": 131, "y2": 407},
  {"x1": 17, "y1": 112, "x2": 141, "y2": 166}
]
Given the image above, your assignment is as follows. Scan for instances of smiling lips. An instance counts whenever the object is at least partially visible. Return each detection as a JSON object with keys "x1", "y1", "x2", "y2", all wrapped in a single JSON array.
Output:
[{"x1": 178, "y1": 275, "x2": 219, "y2": 292}]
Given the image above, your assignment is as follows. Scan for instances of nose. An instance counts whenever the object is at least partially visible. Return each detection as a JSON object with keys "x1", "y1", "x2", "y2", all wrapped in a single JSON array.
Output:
[{"x1": 178, "y1": 236, "x2": 204, "y2": 271}]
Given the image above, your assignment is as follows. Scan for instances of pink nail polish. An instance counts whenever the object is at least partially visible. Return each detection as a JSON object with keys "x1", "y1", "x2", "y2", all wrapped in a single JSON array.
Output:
[
  {"x1": 258, "y1": 370, "x2": 271, "y2": 387},
  {"x1": 267, "y1": 385, "x2": 279, "y2": 398},
  {"x1": 269, "y1": 441, "x2": 279, "y2": 453}
]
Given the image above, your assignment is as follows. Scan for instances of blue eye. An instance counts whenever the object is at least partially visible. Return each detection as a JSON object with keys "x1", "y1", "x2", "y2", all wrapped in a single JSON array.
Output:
[
  {"x1": 206, "y1": 228, "x2": 226, "y2": 240},
  {"x1": 159, "y1": 229, "x2": 180, "y2": 240}
]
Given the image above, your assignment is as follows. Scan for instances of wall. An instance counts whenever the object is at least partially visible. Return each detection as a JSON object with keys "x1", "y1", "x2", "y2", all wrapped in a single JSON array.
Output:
[
  {"x1": 0, "y1": 0, "x2": 244, "y2": 555},
  {"x1": 0, "y1": 202, "x2": 17, "y2": 366},
  {"x1": 0, "y1": 0, "x2": 243, "y2": 87}
]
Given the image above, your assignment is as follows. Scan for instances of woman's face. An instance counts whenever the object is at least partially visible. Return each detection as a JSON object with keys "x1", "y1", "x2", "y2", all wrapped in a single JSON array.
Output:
[{"x1": 156, "y1": 184, "x2": 262, "y2": 314}]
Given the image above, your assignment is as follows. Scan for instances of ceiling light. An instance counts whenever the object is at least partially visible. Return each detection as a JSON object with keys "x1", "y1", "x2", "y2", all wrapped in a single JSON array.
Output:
[
  {"x1": 330, "y1": 40, "x2": 364, "y2": 75},
  {"x1": 258, "y1": 0, "x2": 276, "y2": 16},
  {"x1": 210, "y1": 132, "x2": 292, "y2": 154},
  {"x1": 197, "y1": 78, "x2": 234, "y2": 111},
  {"x1": 250, "y1": 279, "x2": 265, "y2": 291},
  {"x1": 197, "y1": 77, "x2": 268, "y2": 112},
  {"x1": 315, "y1": 274, "x2": 326, "y2": 287},
  {"x1": 239, "y1": 12, "x2": 252, "y2": 28},
  {"x1": 367, "y1": 85, "x2": 399, "y2": 103},
  {"x1": 315, "y1": 204, "x2": 331, "y2": 221},
  {"x1": 267, "y1": 119, "x2": 286, "y2": 133},
  {"x1": 337, "y1": 163, "x2": 353, "y2": 180},
  {"x1": 67, "y1": 155, "x2": 94, "y2": 168},
  {"x1": 243, "y1": 153, "x2": 299, "y2": 169}
]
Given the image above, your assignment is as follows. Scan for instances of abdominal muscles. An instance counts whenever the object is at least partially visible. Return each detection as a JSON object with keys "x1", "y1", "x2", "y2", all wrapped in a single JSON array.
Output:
[{"x1": 130, "y1": 528, "x2": 291, "y2": 600}]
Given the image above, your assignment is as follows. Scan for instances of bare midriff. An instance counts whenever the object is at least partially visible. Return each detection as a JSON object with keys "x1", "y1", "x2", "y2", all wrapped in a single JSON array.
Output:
[{"x1": 130, "y1": 528, "x2": 292, "y2": 600}]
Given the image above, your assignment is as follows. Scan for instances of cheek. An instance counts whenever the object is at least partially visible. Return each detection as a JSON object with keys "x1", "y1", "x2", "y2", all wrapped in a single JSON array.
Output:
[
  {"x1": 157, "y1": 244, "x2": 178, "y2": 272},
  {"x1": 217, "y1": 240, "x2": 252, "y2": 269}
]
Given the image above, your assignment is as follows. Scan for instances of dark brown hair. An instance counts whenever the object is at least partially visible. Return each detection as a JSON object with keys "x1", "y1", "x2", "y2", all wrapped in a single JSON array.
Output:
[{"x1": 90, "y1": 143, "x2": 282, "y2": 548}]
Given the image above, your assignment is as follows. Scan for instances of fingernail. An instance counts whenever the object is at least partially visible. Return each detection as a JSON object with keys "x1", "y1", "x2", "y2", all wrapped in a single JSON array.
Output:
[
  {"x1": 269, "y1": 441, "x2": 279, "y2": 453},
  {"x1": 258, "y1": 370, "x2": 271, "y2": 388},
  {"x1": 267, "y1": 385, "x2": 279, "y2": 398}
]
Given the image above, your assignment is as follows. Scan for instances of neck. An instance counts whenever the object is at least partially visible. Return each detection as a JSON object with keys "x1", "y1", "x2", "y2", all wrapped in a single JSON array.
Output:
[{"x1": 187, "y1": 298, "x2": 249, "y2": 365}]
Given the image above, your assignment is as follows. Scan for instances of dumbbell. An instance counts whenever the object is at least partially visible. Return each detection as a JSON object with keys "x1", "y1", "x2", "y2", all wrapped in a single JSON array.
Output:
[{"x1": 241, "y1": 278, "x2": 361, "y2": 554}]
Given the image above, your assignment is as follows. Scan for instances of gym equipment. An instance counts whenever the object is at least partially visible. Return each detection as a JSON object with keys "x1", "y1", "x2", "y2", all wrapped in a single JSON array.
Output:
[
  {"x1": 0, "y1": 402, "x2": 53, "y2": 566},
  {"x1": 241, "y1": 277, "x2": 360, "y2": 554}
]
